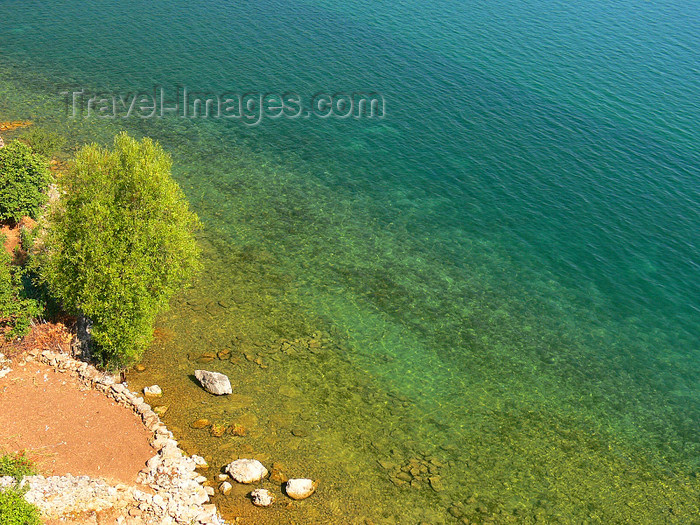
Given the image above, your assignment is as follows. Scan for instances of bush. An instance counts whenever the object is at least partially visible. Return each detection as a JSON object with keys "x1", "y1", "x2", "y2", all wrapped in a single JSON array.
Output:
[
  {"x1": 0, "y1": 452, "x2": 37, "y2": 481},
  {"x1": 0, "y1": 236, "x2": 43, "y2": 339},
  {"x1": 0, "y1": 489, "x2": 41, "y2": 525},
  {"x1": 19, "y1": 127, "x2": 66, "y2": 159},
  {"x1": 0, "y1": 452, "x2": 40, "y2": 525},
  {"x1": 0, "y1": 141, "x2": 52, "y2": 223},
  {"x1": 39, "y1": 133, "x2": 201, "y2": 368}
]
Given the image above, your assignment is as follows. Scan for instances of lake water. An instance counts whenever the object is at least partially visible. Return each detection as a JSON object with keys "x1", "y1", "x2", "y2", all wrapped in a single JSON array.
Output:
[{"x1": 1, "y1": 0, "x2": 699, "y2": 523}]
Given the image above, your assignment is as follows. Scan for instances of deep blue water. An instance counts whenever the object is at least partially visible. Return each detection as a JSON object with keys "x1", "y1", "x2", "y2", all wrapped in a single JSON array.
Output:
[{"x1": 1, "y1": 0, "x2": 699, "y2": 522}]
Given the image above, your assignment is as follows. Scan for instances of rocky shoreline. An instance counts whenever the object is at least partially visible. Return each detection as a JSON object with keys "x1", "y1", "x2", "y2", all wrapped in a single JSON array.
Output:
[{"x1": 3, "y1": 348, "x2": 227, "y2": 524}]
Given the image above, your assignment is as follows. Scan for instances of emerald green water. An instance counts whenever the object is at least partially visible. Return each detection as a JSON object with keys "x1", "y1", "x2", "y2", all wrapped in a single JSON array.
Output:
[{"x1": 1, "y1": 0, "x2": 699, "y2": 522}]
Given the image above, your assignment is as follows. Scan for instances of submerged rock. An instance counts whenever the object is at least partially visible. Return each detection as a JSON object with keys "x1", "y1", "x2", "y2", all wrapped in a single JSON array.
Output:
[
  {"x1": 194, "y1": 370, "x2": 232, "y2": 395},
  {"x1": 210, "y1": 424, "x2": 227, "y2": 437},
  {"x1": 428, "y1": 475, "x2": 444, "y2": 492},
  {"x1": 153, "y1": 405, "x2": 169, "y2": 417},
  {"x1": 285, "y1": 478, "x2": 318, "y2": 500},
  {"x1": 291, "y1": 428, "x2": 308, "y2": 438},
  {"x1": 226, "y1": 459, "x2": 268, "y2": 484},
  {"x1": 270, "y1": 468, "x2": 288, "y2": 484},
  {"x1": 229, "y1": 424, "x2": 247, "y2": 437},
  {"x1": 191, "y1": 419, "x2": 210, "y2": 429},
  {"x1": 250, "y1": 488, "x2": 275, "y2": 507},
  {"x1": 197, "y1": 352, "x2": 217, "y2": 363},
  {"x1": 395, "y1": 472, "x2": 412, "y2": 482},
  {"x1": 278, "y1": 385, "x2": 301, "y2": 398}
]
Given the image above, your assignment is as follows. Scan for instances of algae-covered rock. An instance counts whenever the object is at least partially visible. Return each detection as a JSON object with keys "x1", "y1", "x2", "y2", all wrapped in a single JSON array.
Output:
[
  {"x1": 428, "y1": 475, "x2": 444, "y2": 492},
  {"x1": 229, "y1": 424, "x2": 247, "y2": 437},
  {"x1": 270, "y1": 468, "x2": 288, "y2": 483},
  {"x1": 210, "y1": 424, "x2": 227, "y2": 437}
]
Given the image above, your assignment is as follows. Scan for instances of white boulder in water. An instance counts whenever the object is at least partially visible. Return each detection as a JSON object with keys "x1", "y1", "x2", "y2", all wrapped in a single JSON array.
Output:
[
  {"x1": 285, "y1": 478, "x2": 318, "y2": 500},
  {"x1": 226, "y1": 459, "x2": 268, "y2": 483},
  {"x1": 194, "y1": 369, "x2": 232, "y2": 395},
  {"x1": 250, "y1": 488, "x2": 275, "y2": 507},
  {"x1": 143, "y1": 385, "x2": 162, "y2": 396}
]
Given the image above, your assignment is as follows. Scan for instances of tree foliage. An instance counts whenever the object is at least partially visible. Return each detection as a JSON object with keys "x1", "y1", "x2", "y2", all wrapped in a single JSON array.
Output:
[
  {"x1": 0, "y1": 236, "x2": 43, "y2": 339},
  {"x1": 39, "y1": 133, "x2": 201, "y2": 367},
  {"x1": 0, "y1": 141, "x2": 52, "y2": 223}
]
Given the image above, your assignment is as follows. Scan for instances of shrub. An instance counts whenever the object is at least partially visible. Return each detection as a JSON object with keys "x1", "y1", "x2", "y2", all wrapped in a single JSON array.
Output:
[
  {"x1": 0, "y1": 141, "x2": 52, "y2": 223},
  {"x1": 19, "y1": 126, "x2": 66, "y2": 158},
  {"x1": 0, "y1": 236, "x2": 43, "y2": 339},
  {"x1": 0, "y1": 488, "x2": 41, "y2": 525},
  {"x1": 0, "y1": 452, "x2": 41, "y2": 525},
  {"x1": 0, "y1": 452, "x2": 37, "y2": 481},
  {"x1": 39, "y1": 133, "x2": 201, "y2": 368}
]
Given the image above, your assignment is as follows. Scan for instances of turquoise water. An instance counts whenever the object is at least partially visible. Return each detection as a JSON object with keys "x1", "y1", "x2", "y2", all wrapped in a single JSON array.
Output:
[{"x1": 1, "y1": 0, "x2": 699, "y2": 522}]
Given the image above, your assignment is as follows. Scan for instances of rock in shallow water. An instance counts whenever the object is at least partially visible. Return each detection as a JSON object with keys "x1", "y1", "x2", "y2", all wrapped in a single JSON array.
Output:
[
  {"x1": 250, "y1": 488, "x2": 275, "y2": 507},
  {"x1": 144, "y1": 385, "x2": 162, "y2": 396},
  {"x1": 194, "y1": 369, "x2": 232, "y2": 395},
  {"x1": 226, "y1": 459, "x2": 268, "y2": 484},
  {"x1": 191, "y1": 455, "x2": 208, "y2": 469},
  {"x1": 285, "y1": 478, "x2": 318, "y2": 500},
  {"x1": 270, "y1": 468, "x2": 288, "y2": 484},
  {"x1": 210, "y1": 424, "x2": 226, "y2": 437}
]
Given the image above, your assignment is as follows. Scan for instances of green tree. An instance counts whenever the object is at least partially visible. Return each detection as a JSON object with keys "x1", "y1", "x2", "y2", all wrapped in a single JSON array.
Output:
[
  {"x1": 0, "y1": 235, "x2": 43, "y2": 339},
  {"x1": 0, "y1": 141, "x2": 52, "y2": 223},
  {"x1": 39, "y1": 133, "x2": 201, "y2": 367}
]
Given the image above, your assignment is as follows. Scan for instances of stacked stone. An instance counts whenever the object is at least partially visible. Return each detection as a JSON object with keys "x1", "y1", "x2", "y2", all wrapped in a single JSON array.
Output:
[{"x1": 1, "y1": 474, "x2": 129, "y2": 518}]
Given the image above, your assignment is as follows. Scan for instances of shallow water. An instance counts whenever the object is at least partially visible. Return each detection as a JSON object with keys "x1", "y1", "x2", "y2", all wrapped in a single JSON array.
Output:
[{"x1": 1, "y1": 0, "x2": 699, "y2": 522}]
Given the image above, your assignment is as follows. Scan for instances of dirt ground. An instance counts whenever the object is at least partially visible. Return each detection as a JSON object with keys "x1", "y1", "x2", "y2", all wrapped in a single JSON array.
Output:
[{"x1": 0, "y1": 359, "x2": 154, "y2": 485}]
